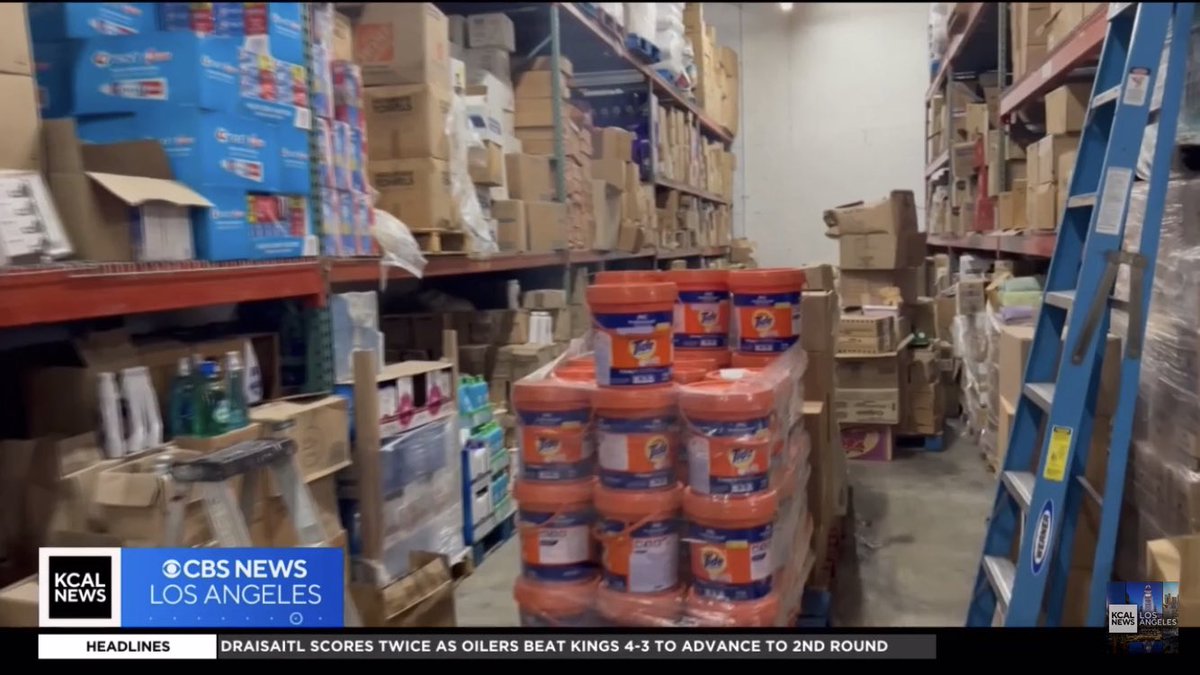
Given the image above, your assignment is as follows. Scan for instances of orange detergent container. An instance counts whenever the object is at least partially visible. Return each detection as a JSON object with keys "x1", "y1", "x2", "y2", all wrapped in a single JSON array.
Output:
[
  {"x1": 592, "y1": 387, "x2": 678, "y2": 490},
  {"x1": 668, "y1": 269, "x2": 730, "y2": 358},
  {"x1": 731, "y1": 352, "x2": 778, "y2": 368},
  {"x1": 676, "y1": 351, "x2": 730, "y2": 369},
  {"x1": 770, "y1": 460, "x2": 804, "y2": 579},
  {"x1": 513, "y1": 576, "x2": 598, "y2": 627},
  {"x1": 728, "y1": 269, "x2": 806, "y2": 355},
  {"x1": 683, "y1": 487, "x2": 778, "y2": 603},
  {"x1": 594, "y1": 483, "x2": 683, "y2": 593},
  {"x1": 586, "y1": 282, "x2": 677, "y2": 387},
  {"x1": 686, "y1": 588, "x2": 780, "y2": 627},
  {"x1": 597, "y1": 585, "x2": 684, "y2": 627},
  {"x1": 594, "y1": 270, "x2": 665, "y2": 285},
  {"x1": 515, "y1": 478, "x2": 598, "y2": 583},
  {"x1": 513, "y1": 380, "x2": 594, "y2": 481},
  {"x1": 705, "y1": 367, "x2": 764, "y2": 382},
  {"x1": 672, "y1": 364, "x2": 708, "y2": 384},
  {"x1": 679, "y1": 380, "x2": 775, "y2": 496}
]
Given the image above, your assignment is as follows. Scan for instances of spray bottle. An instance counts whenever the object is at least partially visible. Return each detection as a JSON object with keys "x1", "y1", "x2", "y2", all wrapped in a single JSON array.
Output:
[{"x1": 224, "y1": 351, "x2": 249, "y2": 431}]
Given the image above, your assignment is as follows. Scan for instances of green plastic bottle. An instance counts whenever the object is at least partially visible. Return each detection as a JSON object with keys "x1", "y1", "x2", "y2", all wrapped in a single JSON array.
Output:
[
  {"x1": 168, "y1": 356, "x2": 196, "y2": 438},
  {"x1": 224, "y1": 351, "x2": 249, "y2": 431},
  {"x1": 199, "y1": 360, "x2": 230, "y2": 437}
]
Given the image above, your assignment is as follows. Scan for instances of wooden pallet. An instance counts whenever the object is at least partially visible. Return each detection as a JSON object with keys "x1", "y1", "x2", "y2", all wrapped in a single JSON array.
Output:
[{"x1": 412, "y1": 229, "x2": 468, "y2": 255}]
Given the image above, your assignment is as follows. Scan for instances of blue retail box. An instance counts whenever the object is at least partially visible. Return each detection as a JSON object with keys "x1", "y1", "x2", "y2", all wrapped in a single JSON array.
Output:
[
  {"x1": 81, "y1": 109, "x2": 280, "y2": 192},
  {"x1": 158, "y1": 3, "x2": 245, "y2": 35},
  {"x1": 239, "y1": 2, "x2": 305, "y2": 65},
  {"x1": 239, "y1": 49, "x2": 310, "y2": 127},
  {"x1": 30, "y1": 3, "x2": 156, "y2": 41},
  {"x1": 194, "y1": 189, "x2": 311, "y2": 261},
  {"x1": 73, "y1": 33, "x2": 240, "y2": 116},
  {"x1": 193, "y1": 188, "x2": 251, "y2": 261},
  {"x1": 278, "y1": 125, "x2": 312, "y2": 195},
  {"x1": 32, "y1": 41, "x2": 78, "y2": 119}
]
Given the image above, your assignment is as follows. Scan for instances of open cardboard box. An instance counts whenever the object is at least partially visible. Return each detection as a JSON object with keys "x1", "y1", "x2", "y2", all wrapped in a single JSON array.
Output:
[
  {"x1": 42, "y1": 119, "x2": 212, "y2": 262},
  {"x1": 351, "y1": 550, "x2": 457, "y2": 627}
]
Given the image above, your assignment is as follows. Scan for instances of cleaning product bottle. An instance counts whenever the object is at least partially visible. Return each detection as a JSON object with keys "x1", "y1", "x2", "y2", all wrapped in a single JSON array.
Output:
[
  {"x1": 199, "y1": 360, "x2": 229, "y2": 437},
  {"x1": 224, "y1": 351, "x2": 249, "y2": 431},
  {"x1": 169, "y1": 357, "x2": 196, "y2": 438}
]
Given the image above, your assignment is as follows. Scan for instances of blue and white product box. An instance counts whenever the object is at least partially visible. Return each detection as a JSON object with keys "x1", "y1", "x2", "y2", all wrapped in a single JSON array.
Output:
[
  {"x1": 158, "y1": 2, "x2": 244, "y2": 35},
  {"x1": 349, "y1": 127, "x2": 366, "y2": 193},
  {"x1": 316, "y1": 118, "x2": 336, "y2": 188},
  {"x1": 321, "y1": 188, "x2": 345, "y2": 255},
  {"x1": 311, "y1": 42, "x2": 334, "y2": 120},
  {"x1": 332, "y1": 120, "x2": 351, "y2": 191},
  {"x1": 312, "y1": 3, "x2": 335, "y2": 47},
  {"x1": 279, "y1": 124, "x2": 312, "y2": 195},
  {"x1": 248, "y1": 193, "x2": 310, "y2": 259},
  {"x1": 354, "y1": 190, "x2": 375, "y2": 255},
  {"x1": 192, "y1": 187, "x2": 250, "y2": 261},
  {"x1": 29, "y1": 3, "x2": 156, "y2": 41},
  {"x1": 239, "y1": 49, "x2": 311, "y2": 128},
  {"x1": 240, "y1": 2, "x2": 305, "y2": 65},
  {"x1": 73, "y1": 33, "x2": 240, "y2": 115},
  {"x1": 32, "y1": 41, "x2": 78, "y2": 119},
  {"x1": 332, "y1": 60, "x2": 363, "y2": 128}
]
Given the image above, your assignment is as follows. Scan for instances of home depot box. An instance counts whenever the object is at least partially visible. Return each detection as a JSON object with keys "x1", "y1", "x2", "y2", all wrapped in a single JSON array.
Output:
[
  {"x1": 364, "y1": 85, "x2": 451, "y2": 160},
  {"x1": 250, "y1": 396, "x2": 352, "y2": 485},
  {"x1": 371, "y1": 158, "x2": 454, "y2": 230},
  {"x1": 355, "y1": 3, "x2": 451, "y2": 88},
  {"x1": 839, "y1": 269, "x2": 922, "y2": 306},
  {"x1": 998, "y1": 325, "x2": 1035, "y2": 403}
]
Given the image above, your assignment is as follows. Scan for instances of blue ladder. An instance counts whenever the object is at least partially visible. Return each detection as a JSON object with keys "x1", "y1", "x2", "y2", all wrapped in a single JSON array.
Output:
[{"x1": 967, "y1": 2, "x2": 1194, "y2": 628}]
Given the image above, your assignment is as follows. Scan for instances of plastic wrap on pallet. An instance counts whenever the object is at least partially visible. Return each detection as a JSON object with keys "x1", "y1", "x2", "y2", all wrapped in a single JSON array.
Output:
[
  {"x1": 625, "y1": 3, "x2": 657, "y2": 41},
  {"x1": 331, "y1": 291, "x2": 384, "y2": 383},
  {"x1": 508, "y1": 340, "x2": 814, "y2": 628},
  {"x1": 448, "y1": 87, "x2": 498, "y2": 255},
  {"x1": 1137, "y1": 14, "x2": 1200, "y2": 180}
]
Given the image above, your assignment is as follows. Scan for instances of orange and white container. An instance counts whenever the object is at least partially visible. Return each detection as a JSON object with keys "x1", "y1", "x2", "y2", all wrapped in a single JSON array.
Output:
[
  {"x1": 587, "y1": 282, "x2": 677, "y2": 387},
  {"x1": 513, "y1": 576, "x2": 598, "y2": 627},
  {"x1": 684, "y1": 488, "x2": 777, "y2": 602},
  {"x1": 672, "y1": 364, "x2": 708, "y2": 384},
  {"x1": 592, "y1": 387, "x2": 678, "y2": 490},
  {"x1": 728, "y1": 269, "x2": 806, "y2": 355},
  {"x1": 679, "y1": 379, "x2": 775, "y2": 495},
  {"x1": 597, "y1": 585, "x2": 684, "y2": 627},
  {"x1": 705, "y1": 367, "x2": 764, "y2": 382},
  {"x1": 595, "y1": 483, "x2": 682, "y2": 593},
  {"x1": 594, "y1": 270, "x2": 665, "y2": 285},
  {"x1": 668, "y1": 269, "x2": 730, "y2": 357},
  {"x1": 731, "y1": 352, "x2": 777, "y2": 368},
  {"x1": 516, "y1": 478, "x2": 598, "y2": 583},
  {"x1": 513, "y1": 380, "x2": 594, "y2": 481},
  {"x1": 685, "y1": 588, "x2": 780, "y2": 627}
]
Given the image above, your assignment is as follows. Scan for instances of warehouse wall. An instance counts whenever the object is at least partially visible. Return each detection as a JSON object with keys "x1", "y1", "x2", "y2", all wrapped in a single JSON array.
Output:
[{"x1": 703, "y1": 3, "x2": 929, "y2": 266}]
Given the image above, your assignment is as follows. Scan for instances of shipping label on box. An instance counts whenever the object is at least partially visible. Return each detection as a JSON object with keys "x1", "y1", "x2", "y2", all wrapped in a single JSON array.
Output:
[
  {"x1": 835, "y1": 389, "x2": 900, "y2": 425},
  {"x1": 365, "y1": 84, "x2": 451, "y2": 160}
]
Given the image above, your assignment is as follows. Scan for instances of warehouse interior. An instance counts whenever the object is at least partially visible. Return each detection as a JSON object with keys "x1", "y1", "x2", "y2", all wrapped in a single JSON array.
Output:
[{"x1": 0, "y1": 2, "x2": 1195, "y2": 639}]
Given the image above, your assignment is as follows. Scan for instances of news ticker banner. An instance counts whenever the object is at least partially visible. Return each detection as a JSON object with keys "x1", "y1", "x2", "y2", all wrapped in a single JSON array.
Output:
[
  {"x1": 37, "y1": 634, "x2": 938, "y2": 660},
  {"x1": 39, "y1": 547, "x2": 344, "y2": 629}
]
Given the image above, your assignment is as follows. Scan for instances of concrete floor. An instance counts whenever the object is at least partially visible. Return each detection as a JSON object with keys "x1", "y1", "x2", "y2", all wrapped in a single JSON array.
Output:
[{"x1": 455, "y1": 427, "x2": 994, "y2": 627}]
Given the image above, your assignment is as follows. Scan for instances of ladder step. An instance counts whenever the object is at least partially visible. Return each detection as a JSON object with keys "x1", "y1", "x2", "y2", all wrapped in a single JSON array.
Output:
[
  {"x1": 1092, "y1": 85, "x2": 1121, "y2": 109},
  {"x1": 1002, "y1": 470, "x2": 1036, "y2": 511},
  {"x1": 983, "y1": 555, "x2": 1015, "y2": 613},
  {"x1": 1044, "y1": 289, "x2": 1128, "y2": 312},
  {"x1": 1066, "y1": 193, "x2": 1097, "y2": 208},
  {"x1": 1023, "y1": 382, "x2": 1056, "y2": 411}
]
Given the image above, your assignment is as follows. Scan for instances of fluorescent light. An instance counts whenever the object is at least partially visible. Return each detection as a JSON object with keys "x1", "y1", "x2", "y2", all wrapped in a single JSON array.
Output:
[{"x1": 780, "y1": 2, "x2": 794, "y2": 10}]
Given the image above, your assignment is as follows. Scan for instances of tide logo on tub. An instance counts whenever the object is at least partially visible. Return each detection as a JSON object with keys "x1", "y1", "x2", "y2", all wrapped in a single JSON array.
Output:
[
  {"x1": 698, "y1": 309, "x2": 719, "y2": 330},
  {"x1": 645, "y1": 436, "x2": 670, "y2": 468},
  {"x1": 752, "y1": 310, "x2": 775, "y2": 335},
  {"x1": 536, "y1": 436, "x2": 562, "y2": 460},
  {"x1": 629, "y1": 338, "x2": 657, "y2": 364},
  {"x1": 700, "y1": 546, "x2": 728, "y2": 577},
  {"x1": 729, "y1": 446, "x2": 758, "y2": 474}
]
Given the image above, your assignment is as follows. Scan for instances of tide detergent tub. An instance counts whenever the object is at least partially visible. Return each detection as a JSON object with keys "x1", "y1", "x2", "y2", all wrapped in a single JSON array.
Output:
[
  {"x1": 586, "y1": 282, "x2": 677, "y2": 387},
  {"x1": 597, "y1": 585, "x2": 684, "y2": 628},
  {"x1": 728, "y1": 269, "x2": 806, "y2": 355},
  {"x1": 513, "y1": 577, "x2": 597, "y2": 627},
  {"x1": 592, "y1": 387, "x2": 677, "y2": 490},
  {"x1": 683, "y1": 487, "x2": 777, "y2": 603},
  {"x1": 30, "y1": 3, "x2": 155, "y2": 41},
  {"x1": 513, "y1": 380, "x2": 593, "y2": 482},
  {"x1": 515, "y1": 478, "x2": 597, "y2": 583},
  {"x1": 686, "y1": 588, "x2": 780, "y2": 627},
  {"x1": 680, "y1": 380, "x2": 776, "y2": 496},
  {"x1": 595, "y1": 483, "x2": 682, "y2": 594},
  {"x1": 73, "y1": 33, "x2": 240, "y2": 116},
  {"x1": 668, "y1": 269, "x2": 730, "y2": 353}
]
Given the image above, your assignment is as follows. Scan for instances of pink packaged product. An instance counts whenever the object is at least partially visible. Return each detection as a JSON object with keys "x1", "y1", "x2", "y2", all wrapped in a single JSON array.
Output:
[{"x1": 316, "y1": 118, "x2": 336, "y2": 188}]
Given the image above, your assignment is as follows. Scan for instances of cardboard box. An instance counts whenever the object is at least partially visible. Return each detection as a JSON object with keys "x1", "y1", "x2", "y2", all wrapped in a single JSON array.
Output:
[
  {"x1": 837, "y1": 354, "x2": 901, "y2": 389},
  {"x1": 467, "y1": 13, "x2": 515, "y2": 51},
  {"x1": 956, "y1": 278, "x2": 987, "y2": 315},
  {"x1": 522, "y1": 289, "x2": 567, "y2": 310},
  {"x1": 837, "y1": 314, "x2": 898, "y2": 354},
  {"x1": 801, "y1": 291, "x2": 838, "y2": 353},
  {"x1": 355, "y1": 3, "x2": 451, "y2": 88},
  {"x1": 172, "y1": 422, "x2": 261, "y2": 454},
  {"x1": 0, "y1": 5, "x2": 31, "y2": 77},
  {"x1": 351, "y1": 553, "x2": 457, "y2": 627},
  {"x1": 515, "y1": 70, "x2": 569, "y2": 100},
  {"x1": 592, "y1": 178, "x2": 622, "y2": 250},
  {"x1": 804, "y1": 351, "x2": 836, "y2": 403},
  {"x1": 506, "y1": 153, "x2": 555, "y2": 201},
  {"x1": 1035, "y1": 134, "x2": 1079, "y2": 186},
  {"x1": 801, "y1": 264, "x2": 836, "y2": 291},
  {"x1": 526, "y1": 201, "x2": 566, "y2": 251},
  {"x1": 909, "y1": 297, "x2": 938, "y2": 338},
  {"x1": 514, "y1": 96, "x2": 553, "y2": 128},
  {"x1": 493, "y1": 199, "x2": 528, "y2": 252},
  {"x1": 1045, "y1": 82, "x2": 1090, "y2": 135},
  {"x1": 332, "y1": 10, "x2": 354, "y2": 61},
  {"x1": 263, "y1": 475, "x2": 345, "y2": 547},
  {"x1": 591, "y1": 157, "x2": 625, "y2": 191},
  {"x1": 364, "y1": 85, "x2": 451, "y2": 160},
  {"x1": 593, "y1": 128, "x2": 634, "y2": 162},
  {"x1": 466, "y1": 46, "x2": 510, "y2": 82},
  {"x1": 835, "y1": 389, "x2": 901, "y2": 425},
  {"x1": 837, "y1": 230, "x2": 926, "y2": 270},
  {"x1": 372, "y1": 158, "x2": 454, "y2": 231},
  {"x1": 1027, "y1": 182, "x2": 1058, "y2": 230},
  {"x1": 998, "y1": 325, "x2": 1036, "y2": 404},
  {"x1": 997, "y1": 395, "x2": 1016, "y2": 465},
  {"x1": 0, "y1": 575, "x2": 37, "y2": 627},
  {"x1": 839, "y1": 268, "x2": 921, "y2": 307},
  {"x1": 250, "y1": 396, "x2": 352, "y2": 484},
  {"x1": 823, "y1": 190, "x2": 919, "y2": 235},
  {"x1": 902, "y1": 386, "x2": 944, "y2": 436},
  {"x1": 93, "y1": 449, "x2": 212, "y2": 547},
  {"x1": 468, "y1": 141, "x2": 505, "y2": 186}
]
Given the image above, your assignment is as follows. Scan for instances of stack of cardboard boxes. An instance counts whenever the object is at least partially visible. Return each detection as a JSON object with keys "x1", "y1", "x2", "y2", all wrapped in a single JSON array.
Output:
[
  {"x1": 1025, "y1": 83, "x2": 1085, "y2": 230},
  {"x1": 683, "y1": 4, "x2": 739, "y2": 135},
  {"x1": 825, "y1": 191, "x2": 926, "y2": 307},
  {"x1": 1011, "y1": 4, "x2": 1106, "y2": 79}
]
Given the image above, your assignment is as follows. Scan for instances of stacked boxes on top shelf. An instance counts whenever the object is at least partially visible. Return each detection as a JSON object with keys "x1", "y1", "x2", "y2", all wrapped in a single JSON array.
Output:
[
  {"x1": 1011, "y1": 3, "x2": 1106, "y2": 79},
  {"x1": 1024, "y1": 82, "x2": 1085, "y2": 231},
  {"x1": 313, "y1": 3, "x2": 373, "y2": 257},
  {"x1": 31, "y1": 2, "x2": 319, "y2": 262},
  {"x1": 683, "y1": 3, "x2": 739, "y2": 134},
  {"x1": 654, "y1": 102, "x2": 733, "y2": 250}
]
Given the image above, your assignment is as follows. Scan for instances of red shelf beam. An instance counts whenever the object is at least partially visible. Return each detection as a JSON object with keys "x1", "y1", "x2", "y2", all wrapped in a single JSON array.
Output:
[
  {"x1": 926, "y1": 3, "x2": 987, "y2": 101},
  {"x1": 0, "y1": 260, "x2": 325, "y2": 329},
  {"x1": 999, "y1": 6, "x2": 1108, "y2": 117}
]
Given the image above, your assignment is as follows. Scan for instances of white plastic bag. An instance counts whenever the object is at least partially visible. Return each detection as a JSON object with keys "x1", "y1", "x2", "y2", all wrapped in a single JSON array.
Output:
[{"x1": 373, "y1": 208, "x2": 428, "y2": 279}]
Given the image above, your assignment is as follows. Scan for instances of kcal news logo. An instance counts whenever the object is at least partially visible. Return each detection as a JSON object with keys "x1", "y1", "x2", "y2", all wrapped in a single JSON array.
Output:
[{"x1": 40, "y1": 548, "x2": 122, "y2": 628}]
